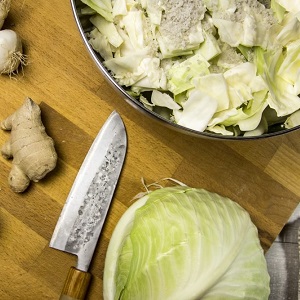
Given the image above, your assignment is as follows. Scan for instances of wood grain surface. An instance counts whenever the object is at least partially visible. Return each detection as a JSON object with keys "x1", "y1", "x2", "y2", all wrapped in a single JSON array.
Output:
[{"x1": 0, "y1": 1, "x2": 299, "y2": 299}]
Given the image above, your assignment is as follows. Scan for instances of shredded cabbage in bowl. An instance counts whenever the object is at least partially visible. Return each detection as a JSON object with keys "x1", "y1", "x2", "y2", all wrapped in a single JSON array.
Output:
[{"x1": 77, "y1": 0, "x2": 300, "y2": 137}]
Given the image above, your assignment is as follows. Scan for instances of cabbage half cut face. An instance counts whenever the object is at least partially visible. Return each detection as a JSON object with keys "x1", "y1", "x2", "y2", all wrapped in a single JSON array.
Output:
[{"x1": 103, "y1": 186, "x2": 270, "y2": 300}]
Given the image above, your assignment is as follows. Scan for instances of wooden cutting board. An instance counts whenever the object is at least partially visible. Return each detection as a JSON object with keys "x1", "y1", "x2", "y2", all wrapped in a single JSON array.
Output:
[{"x1": 0, "y1": 1, "x2": 299, "y2": 299}]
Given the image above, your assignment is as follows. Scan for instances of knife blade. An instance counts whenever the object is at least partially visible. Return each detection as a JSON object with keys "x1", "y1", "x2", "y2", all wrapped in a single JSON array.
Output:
[{"x1": 50, "y1": 111, "x2": 127, "y2": 300}]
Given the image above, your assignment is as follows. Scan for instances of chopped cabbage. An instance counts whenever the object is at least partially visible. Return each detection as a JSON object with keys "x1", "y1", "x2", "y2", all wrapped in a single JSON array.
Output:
[
  {"x1": 285, "y1": 110, "x2": 300, "y2": 128},
  {"x1": 103, "y1": 186, "x2": 270, "y2": 299},
  {"x1": 273, "y1": 0, "x2": 300, "y2": 13},
  {"x1": 167, "y1": 53, "x2": 210, "y2": 95},
  {"x1": 88, "y1": 28, "x2": 113, "y2": 60},
  {"x1": 193, "y1": 73, "x2": 230, "y2": 112},
  {"x1": 151, "y1": 0, "x2": 207, "y2": 58},
  {"x1": 90, "y1": 15, "x2": 123, "y2": 48},
  {"x1": 81, "y1": 0, "x2": 113, "y2": 21},
  {"x1": 151, "y1": 90, "x2": 181, "y2": 110},
  {"x1": 174, "y1": 89, "x2": 218, "y2": 131},
  {"x1": 211, "y1": 1, "x2": 276, "y2": 49},
  {"x1": 82, "y1": 0, "x2": 300, "y2": 136},
  {"x1": 257, "y1": 42, "x2": 300, "y2": 116}
]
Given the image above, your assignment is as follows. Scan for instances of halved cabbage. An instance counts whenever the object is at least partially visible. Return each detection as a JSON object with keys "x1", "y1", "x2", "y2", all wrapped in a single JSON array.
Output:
[{"x1": 103, "y1": 186, "x2": 270, "y2": 300}]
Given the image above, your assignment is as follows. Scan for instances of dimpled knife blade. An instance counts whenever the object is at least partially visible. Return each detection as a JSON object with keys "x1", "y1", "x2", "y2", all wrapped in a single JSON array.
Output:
[{"x1": 50, "y1": 111, "x2": 127, "y2": 300}]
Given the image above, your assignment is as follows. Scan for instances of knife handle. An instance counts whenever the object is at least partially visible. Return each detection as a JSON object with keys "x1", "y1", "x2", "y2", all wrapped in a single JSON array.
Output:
[{"x1": 59, "y1": 267, "x2": 92, "y2": 300}]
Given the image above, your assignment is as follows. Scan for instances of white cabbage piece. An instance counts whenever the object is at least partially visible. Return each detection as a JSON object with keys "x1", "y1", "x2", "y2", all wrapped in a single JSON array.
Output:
[
  {"x1": 223, "y1": 62, "x2": 266, "y2": 108},
  {"x1": 103, "y1": 54, "x2": 145, "y2": 86},
  {"x1": 90, "y1": 14, "x2": 123, "y2": 48},
  {"x1": 82, "y1": 0, "x2": 113, "y2": 21},
  {"x1": 112, "y1": 0, "x2": 127, "y2": 17},
  {"x1": 208, "y1": 107, "x2": 239, "y2": 128},
  {"x1": 137, "y1": 0, "x2": 163, "y2": 25},
  {"x1": 139, "y1": 94, "x2": 154, "y2": 111},
  {"x1": 270, "y1": 0, "x2": 286, "y2": 22},
  {"x1": 243, "y1": 117, "x2": 269, "y2": 136},
  {"x1": 215, "y1": 43, "x2": 247, "y2": 70},
  {"x1": 212, "y1": 18, "x2": 243, "y2": 47},
  {"x1": 132, "y1": 57, "x2": 167, "y2": 90},
  {"x1": 154, "y1": 0, "x2": 206, "y2": 58},
  {"x1": 88, "y1": 28, "x2": 113, "y2": 61},
  {"x1": 257, "y1": 46, "x2": 300, "y2": 117},
  {"x1": 103, "y1": 186, "x2": 270, "y2": 300},
  {"x1": 210, "y1": 89, "x2": 268, "y2": 133},
  {"x1": 167, "y1": 53, "x2": 210, "y2": 95},
  {"x1": 193, "y1": 73, "x2": 230, "y2": 112},
  {"x1": 273, "y1": 0, "x2": 300, "y2": 13},
  {"x1": 174, "y1": 89, "x2": 218, "y2": 132},
  {"x1": 120, "y1": 10, "x2": 147, "y2": 50},
  {"x1": 284, "y1": 110, "x2": 300, "y2": 129},
  {"x1": 274, "y1": 12, "x2": 300, "y2": 46},
  {"x1": 151, "y1": 90, "x2": 181, "y2": 110},
  {"x1": 235, "y1": 91, "x2": 269, "y2": 131},
  {"x1": 211, "y1": 1, "x2": 276, "y2": 49},
  {"x1": 277, "y1": 39, "x2": 300, "y2": 93},
  {"x1": 195, "y1": 31, "x2": 221, "y2": 61},
  {"x1": 207, "y1": 124, "x2": 235, "y2": 135},
  {"x1": 203, "y1": 0, "x2": 237, "y2": 13},
  {"x1": 104, "y1": 53, "x2": 162, "y2": 87}
]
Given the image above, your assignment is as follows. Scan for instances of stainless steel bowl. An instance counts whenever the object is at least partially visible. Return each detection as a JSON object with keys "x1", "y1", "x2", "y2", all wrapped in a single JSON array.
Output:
[{"x1": 70, "y1": 0, "x2": 300, "y2": 140}]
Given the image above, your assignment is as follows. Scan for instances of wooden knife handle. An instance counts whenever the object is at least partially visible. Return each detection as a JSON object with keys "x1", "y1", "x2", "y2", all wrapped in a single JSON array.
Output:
[{"x1": 59, "y1": 267, "x2": 92, "y2": 300}]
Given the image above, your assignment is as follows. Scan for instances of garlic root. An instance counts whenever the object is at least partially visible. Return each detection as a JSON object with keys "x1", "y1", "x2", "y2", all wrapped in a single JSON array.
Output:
[
  {"x1": 0, "y1": 29, "x2": 28, "y2": 76},
  {"x1": 1, "y1": 98, "x2": 58, "y2": 192}
]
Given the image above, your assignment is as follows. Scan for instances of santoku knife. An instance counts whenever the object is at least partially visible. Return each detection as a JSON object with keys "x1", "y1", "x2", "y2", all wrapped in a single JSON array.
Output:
[{"x1": 50, "y1": 111, "x2": 127, "y2": 300}]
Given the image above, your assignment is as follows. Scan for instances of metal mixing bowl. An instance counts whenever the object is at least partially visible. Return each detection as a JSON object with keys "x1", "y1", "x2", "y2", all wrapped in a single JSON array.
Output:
[{"x1": 70, "y1": 0, "x2": 300, "y2": 140}]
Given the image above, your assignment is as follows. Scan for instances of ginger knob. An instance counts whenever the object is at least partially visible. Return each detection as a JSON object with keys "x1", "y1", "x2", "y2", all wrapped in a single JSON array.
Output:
[{"x1": 1, "y1": 97, "x2": 57, "y2": 192}]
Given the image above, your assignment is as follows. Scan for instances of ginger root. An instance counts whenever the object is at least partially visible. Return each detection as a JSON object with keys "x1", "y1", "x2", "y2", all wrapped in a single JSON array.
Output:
[{"x1": 1, "y1": 97, "x2": 57, "y2": 192}]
